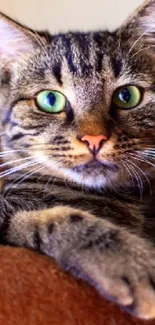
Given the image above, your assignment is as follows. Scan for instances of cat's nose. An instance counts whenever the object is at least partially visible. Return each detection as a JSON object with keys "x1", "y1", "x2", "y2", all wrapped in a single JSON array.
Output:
[{"x1": 78, "y1": 134, "x2": 107, "y2": 155}]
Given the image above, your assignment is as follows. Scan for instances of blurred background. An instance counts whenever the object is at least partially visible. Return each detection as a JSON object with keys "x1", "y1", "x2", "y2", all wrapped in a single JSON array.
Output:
[{"x1": 1, "y1": 0, "x2": 143, "y2": 32}]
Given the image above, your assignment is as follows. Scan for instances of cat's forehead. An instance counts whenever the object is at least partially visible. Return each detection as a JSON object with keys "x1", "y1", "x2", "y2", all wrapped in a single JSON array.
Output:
[
  {"x1": 15, "y1": 31, "x2": 125, "y2": 86},
  {"x1": 13, "y1": 29, "x2": 153, "y2": 105},
  {"x1": 48, "y1": 31, "x2": 123, "y2": 77}
]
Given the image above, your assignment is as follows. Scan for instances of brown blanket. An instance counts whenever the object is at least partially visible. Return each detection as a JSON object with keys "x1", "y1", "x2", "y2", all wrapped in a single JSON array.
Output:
[{"x1": 0, "y1": 246, "x2": 153, "y2": 325}]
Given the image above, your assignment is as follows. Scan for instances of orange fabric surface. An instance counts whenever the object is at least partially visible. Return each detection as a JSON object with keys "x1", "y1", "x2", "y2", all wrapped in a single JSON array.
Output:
[{"x1": 0, "y1": 246, "x2": 153, "y2": 325}]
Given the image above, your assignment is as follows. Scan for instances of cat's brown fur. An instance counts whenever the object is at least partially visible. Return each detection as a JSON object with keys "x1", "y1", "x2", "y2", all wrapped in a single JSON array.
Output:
[{"x1": 0, "y1": 0, "x2": 155, "y2": 320}]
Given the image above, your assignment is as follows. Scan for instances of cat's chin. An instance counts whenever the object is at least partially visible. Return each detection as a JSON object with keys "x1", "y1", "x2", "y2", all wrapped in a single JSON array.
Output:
[
  {"x1": 40, "y1": 157, "x2": 119, "y2": 190},
  {"x1": 60, "y1": 160, "x2": 119, "y2": 190},
  {"x1": 62, "y1": 168, "x2": 108, "y2": 189}
]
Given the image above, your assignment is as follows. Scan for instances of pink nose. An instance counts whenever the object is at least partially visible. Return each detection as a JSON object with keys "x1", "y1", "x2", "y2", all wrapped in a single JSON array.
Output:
[{"x1": 80, "y1": 134, "x2": 107, "y2": 154}]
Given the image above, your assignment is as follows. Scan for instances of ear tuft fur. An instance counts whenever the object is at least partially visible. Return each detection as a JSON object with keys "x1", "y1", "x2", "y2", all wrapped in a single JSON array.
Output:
[{"x1": 0, "y1": 13, "x2": 35, "y2": 59}]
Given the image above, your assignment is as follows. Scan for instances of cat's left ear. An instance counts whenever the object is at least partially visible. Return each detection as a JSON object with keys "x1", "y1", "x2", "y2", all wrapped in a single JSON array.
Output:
[
  {"x1": 120, "y1": 0, "x2": 155, "y2": 48},
  {"x1": 0, "y1": 12, "x2": 37, "y2": 60}
]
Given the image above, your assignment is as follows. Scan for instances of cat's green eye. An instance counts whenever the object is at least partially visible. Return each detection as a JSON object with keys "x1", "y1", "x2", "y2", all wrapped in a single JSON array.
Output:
[
  {"x1": 36, "y1": 90, "x2": 66, "y2": 113},
  {"x1": 113, "y1": 85, "x2": 142, "y2": 109}
]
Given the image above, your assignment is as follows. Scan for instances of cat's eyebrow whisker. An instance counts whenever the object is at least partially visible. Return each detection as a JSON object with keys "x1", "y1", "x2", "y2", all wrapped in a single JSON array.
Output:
[
  {"x1": 128, "y1": 26, "x2": 153, "y2": 55},
  {"x1": 130, "y1": 45, "x2": 155, "y2": 60},
  {"x1": 32, "y1": 30, "x2": 49, "y2": 57}
]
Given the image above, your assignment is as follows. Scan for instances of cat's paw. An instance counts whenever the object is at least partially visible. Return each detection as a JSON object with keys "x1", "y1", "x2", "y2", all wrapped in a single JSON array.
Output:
[
  {"x1": 8, "y1": 206, "x2": 155, "y2": 319},
  {"x1": 37, "y1": 210, "x2": 155, "y2": 320},
  {"x1": 72, "y1": 234, "x2": 155, "y2": 320},
  {"x1": 37, "y1": 211, "x2": 155, "y2": 320}
]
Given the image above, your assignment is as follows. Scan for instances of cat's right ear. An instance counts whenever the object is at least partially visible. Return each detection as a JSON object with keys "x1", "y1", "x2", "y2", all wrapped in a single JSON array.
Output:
[{"x1": 0, "y1": 12, "x2": 37, "y2": 61}]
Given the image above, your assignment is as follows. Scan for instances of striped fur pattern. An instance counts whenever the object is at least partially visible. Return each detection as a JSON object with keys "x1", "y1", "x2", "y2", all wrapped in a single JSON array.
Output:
[{"x1": 0, "y1": 0, "x2": 155, "y2": 319}]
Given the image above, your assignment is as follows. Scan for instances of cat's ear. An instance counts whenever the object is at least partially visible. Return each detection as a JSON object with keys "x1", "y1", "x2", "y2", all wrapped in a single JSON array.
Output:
[
  {"x1": 120, "y1": 0, "x2": 155, "y2": 48},
  {"x1": 0, "y1": 12, "x2": 36, "y2": 60}
]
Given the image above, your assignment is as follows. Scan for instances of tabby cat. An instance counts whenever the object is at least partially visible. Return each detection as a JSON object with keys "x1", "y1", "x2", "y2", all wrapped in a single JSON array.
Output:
[{"x1": 0, "y1": 0, "x2": 155, "y2": 319}]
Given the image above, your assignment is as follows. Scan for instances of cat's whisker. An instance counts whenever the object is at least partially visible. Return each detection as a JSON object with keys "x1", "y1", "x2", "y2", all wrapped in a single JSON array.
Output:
[
  {"x1": 35, "y1": 167, "x2": 47, "y2": 184},
  {"x1": 141, "y1": 154, "x2": 155, "y2": 160},
  {"x1": 140, "y1": 148, "x2": 155, "y2": 151},
  {"x1": 0, "y1": 156, "x2": 36, "y2": 169},
  {"x1": 101, "y1": 180, "x2": 118, "y2": 200},
  {"x1": 5, "y1": 163, "x2": 43, "y2": 197},
  {"x1": 0, "y1": 149, "x2": 28, "y2": 157},
  {"x1": 130, "y1": 45, "x2": 155, "y2": 60},
  {"x1": 128, "y1": 26, "x2": 153, "y2": 54},
  {"x1": 141, "y1": 153, "x2": 155, "y2": 159},
  {"x1": 32, "y1": 30, "x2": 49, "y2": 57},
  {"x1": 122, "y1": 161, "x2": 135, "y2": 187},
  {"x1": 125, "y1": 158, "x2": 152, "y2": 197},
  {"x1": 42, "y1": 161, "x2": 69, "y2": 196},
  {"x1": 0, "y1": 145, "x2": 71, "y2": 158},
  {"x1": 141, "y1": 149, "x2": 155, "y2": 155},
  {"x1": 20, "y1": 164, "x2": 45, "y2": 185},
  {"x1": 0, "y1": 160, "x2": 39, "y2": 179},
  {"x1": 127, "y1": 154, "x2": 153, "y2": 194},
  {"x1": 142, "y1": 150, "x2": 155, "y2": 154},
  {"x1": 43, "y1": 175, "x2": 55, "y2": 196},
  {"x1": 105, "y1": 175, "x2": 122, "y2": 196},
  {"x1": 63, "y1": 177, "x2": 72, "y2": 190},
  {"x1": 128, "y1": 152, "x2": 155, "y2": 168},
  {"x1": 124, "y1": 158, "x2": 144, "y2": 200}
]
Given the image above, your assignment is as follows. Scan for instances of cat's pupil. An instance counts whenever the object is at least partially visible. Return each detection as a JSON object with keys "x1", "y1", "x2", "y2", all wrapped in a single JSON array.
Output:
[
  {"x1": 47, "y1": 92, "x2": 56, "y2": 106},
  {"x1": 119, "y1": 88, "x2": 131, "y2": 103}
]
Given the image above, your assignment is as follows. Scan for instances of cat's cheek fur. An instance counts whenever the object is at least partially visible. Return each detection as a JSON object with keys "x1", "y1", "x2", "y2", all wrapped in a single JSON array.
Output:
[{"x1": 6, "y1": 205, "x2": 155, "y2": 320}]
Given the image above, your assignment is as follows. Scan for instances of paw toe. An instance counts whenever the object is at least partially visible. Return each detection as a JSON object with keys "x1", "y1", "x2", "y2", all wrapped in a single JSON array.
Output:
[
  {"x1": 101, "y1": 278, "x2": 134, "y2": 306},
  {"x1": 133, "y1": 282, "x2": 155, "y2": 320}
]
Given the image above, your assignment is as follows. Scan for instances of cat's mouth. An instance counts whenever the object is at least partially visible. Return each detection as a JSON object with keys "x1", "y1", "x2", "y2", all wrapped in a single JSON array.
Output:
[{"x1": 72, "y1": 158, "x2": 118, "y2": 173}]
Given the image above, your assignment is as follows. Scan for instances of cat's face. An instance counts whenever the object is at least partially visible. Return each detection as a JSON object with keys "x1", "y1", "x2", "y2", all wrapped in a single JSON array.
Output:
[{"x1": 0, "y1": 0, "x2": 155, "y2": 190}]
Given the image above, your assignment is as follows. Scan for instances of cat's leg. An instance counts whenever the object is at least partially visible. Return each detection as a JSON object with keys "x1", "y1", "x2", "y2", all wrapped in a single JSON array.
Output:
[{"x1": 6, "y1": 206, "x2": 155, "y2": 320}]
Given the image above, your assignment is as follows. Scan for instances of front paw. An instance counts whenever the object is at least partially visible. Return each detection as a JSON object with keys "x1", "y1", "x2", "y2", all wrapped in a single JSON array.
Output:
[
  {"x1": 37, "y1": 211, "x2": 155, "y2": 320},
  {"x1": 39, "y1": 211, "x2": 155, "y2": 320},
  {"x1": 8, "y1": 207, "x2": 155, "y2": 319},
  {"x1": 68, "y1": 232, "x2": 155, "y2": 320}
]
